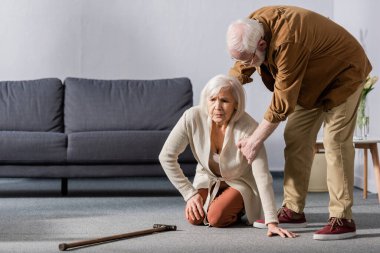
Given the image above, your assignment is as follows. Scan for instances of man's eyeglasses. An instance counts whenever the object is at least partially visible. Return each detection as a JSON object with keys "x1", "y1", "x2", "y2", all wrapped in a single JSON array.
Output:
[{"x1": 231, "y1": 49, "x2": 256, "y2": 66}]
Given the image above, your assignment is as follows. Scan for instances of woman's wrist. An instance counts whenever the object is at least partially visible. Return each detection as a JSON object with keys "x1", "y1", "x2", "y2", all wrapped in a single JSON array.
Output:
[{"x1": 267, "y1": 222, "x2": 279, "y2": 228}]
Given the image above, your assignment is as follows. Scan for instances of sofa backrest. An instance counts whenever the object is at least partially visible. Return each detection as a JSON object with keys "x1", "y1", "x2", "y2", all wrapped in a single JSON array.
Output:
[
  {"x1": 64, "y1": 77, "x2": 193, "y2": 133},
  {"x1": 0, "y1": 78, "x2": 63, "y2": 132}
]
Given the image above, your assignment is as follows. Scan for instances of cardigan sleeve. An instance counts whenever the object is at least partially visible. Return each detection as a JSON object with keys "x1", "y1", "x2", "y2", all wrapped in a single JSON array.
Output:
[
  {"x1": 250, "y1": 144, "x2": 279, "y2": 225},
  {"x1": 159, "y1": 110, "x2": 198, "y2": 201}
]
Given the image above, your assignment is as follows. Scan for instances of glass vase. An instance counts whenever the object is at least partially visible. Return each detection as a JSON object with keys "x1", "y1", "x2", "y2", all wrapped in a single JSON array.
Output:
[{"x1": 354, "y1": 96, "x2": 370, "y2": 140}]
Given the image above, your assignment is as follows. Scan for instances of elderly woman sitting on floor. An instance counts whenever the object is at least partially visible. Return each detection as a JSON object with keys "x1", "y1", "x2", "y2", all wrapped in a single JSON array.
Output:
[{"x1": 159, "y1": 74, "x2": 296, "y2": 238}]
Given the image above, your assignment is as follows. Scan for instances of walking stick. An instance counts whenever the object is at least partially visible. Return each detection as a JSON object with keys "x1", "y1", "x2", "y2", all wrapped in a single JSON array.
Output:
[{"x1": 58, "y1": 224, "x2": 177, "y2": 251}]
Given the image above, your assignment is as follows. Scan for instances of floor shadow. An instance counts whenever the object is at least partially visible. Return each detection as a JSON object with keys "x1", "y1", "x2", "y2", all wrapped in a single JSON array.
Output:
[
  {"x1": 355, "y1": 233, "x2": 380, "y2": 239},
  {"x1": 0, "y1": 177, "x2": 182, "y2": 197},
  {"x1": 0, "y1": 189, "x2": 182, "y2": 198},
  {"x1": 67, "y1": 189, "x2": 181, "y2": 197}
]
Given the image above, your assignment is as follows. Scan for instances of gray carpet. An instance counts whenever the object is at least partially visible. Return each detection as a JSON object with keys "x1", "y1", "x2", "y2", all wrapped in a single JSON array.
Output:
[{"x1": 0, "y1": 177, "x2": 379, "y2": 253}]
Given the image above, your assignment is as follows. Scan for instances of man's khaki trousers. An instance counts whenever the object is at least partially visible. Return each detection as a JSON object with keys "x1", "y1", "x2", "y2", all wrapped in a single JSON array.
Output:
[{"x1": 282, "y1": 85, "x2": 363, "y2": 219}]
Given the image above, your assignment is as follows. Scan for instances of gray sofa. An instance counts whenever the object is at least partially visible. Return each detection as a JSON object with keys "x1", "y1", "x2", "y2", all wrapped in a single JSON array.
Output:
[{"x1": 0, "y1": 77, "x2": 196, "y2": 195}]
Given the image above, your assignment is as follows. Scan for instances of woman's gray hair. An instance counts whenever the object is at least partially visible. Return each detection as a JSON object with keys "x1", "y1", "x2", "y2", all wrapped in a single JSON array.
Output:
[
  {"x1": 199, "y1": 74, "x2": 246, "y2": 122},
  {"x1": 226, "y1": 18, "x2": 264, "y2": 53}
]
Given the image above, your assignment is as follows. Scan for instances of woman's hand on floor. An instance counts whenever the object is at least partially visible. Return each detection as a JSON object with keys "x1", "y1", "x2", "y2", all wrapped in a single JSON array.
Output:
[
  {"x1": 186, "y1": 193, "x2": 204, "y2": 221},
  {"x1": 267, "y1": 223, "x2": 298, "y2": 238}
]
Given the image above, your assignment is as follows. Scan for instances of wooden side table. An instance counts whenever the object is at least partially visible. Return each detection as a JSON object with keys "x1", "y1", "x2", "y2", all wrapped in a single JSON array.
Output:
[{"x1": 314, "y1": 139, "x2": 380, "y2": 203}]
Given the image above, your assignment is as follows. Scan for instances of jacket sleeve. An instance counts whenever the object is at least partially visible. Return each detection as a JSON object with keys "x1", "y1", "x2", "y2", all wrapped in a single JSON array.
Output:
[
  {"x1": 264, "y1": 43, "x2": 310, "y2": 123},
  {"x1": 159, "y1": 110, "x2": 198, "y2": 201},
  {"x1": 228, "y1": 61, "x2": 257, "y2": 84},
  {"x1": 251, "y1": 144, "x2": 279, "y2": 225}
]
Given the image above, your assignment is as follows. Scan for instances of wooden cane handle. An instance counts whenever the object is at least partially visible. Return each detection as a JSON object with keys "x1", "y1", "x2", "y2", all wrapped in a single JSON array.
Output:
[{"x1": 153, "y1": 224, "x2": 177, "y2": 230}]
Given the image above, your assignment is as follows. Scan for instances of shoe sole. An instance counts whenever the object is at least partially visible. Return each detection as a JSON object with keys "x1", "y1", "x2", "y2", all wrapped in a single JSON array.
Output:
[
  {"x1": 253, "y1": 222, "x2": 267, "y2": 229},
  {"x1": 253, "y1": 222, "x2": 307, "y2": 229},
  {"x1": 313, "y1": 231, "x2": 356, "y2": 240}
]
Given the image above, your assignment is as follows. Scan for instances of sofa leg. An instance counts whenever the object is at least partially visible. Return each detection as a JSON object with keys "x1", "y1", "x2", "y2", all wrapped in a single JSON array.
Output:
[{"x1": 61, "y1": 178, "x2": 68, "y2": 196}]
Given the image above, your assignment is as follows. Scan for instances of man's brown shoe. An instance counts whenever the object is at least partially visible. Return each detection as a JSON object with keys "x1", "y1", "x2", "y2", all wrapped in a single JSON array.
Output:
[{"x1": 313, "y1": 218, "x2": 356, "y2": 240}]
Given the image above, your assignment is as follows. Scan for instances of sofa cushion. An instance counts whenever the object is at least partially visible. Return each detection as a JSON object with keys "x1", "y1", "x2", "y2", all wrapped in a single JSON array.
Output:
[
  {"x1": 64, "y1": 77, "x2": 193, "y2": 133},
  {"x1": 0, "y1": 78, "x2": 63, "y2": 132},
  {"x1": 0, "y1": 131, "x2": 67, "y2": 164},
  {"x1": 67, "y1": 131, "x2": 195, "y2": 164}
]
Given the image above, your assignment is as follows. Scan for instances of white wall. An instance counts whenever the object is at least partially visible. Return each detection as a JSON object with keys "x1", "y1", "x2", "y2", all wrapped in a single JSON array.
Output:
[
  {"x1": 0, "y1": 0, "x2": 83, "y2": 78},
  {"x1": 0, "y1": 0, "x2": 334, "y2": 175},
  {"x1": 333, "y1": 0, "x2": 380, "y2": 193}
]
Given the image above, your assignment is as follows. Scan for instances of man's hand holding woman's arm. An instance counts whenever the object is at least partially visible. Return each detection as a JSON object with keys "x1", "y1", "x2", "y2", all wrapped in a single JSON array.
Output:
[{"x1": 237, "y1": 119, "x2": 279, "y2": 163}]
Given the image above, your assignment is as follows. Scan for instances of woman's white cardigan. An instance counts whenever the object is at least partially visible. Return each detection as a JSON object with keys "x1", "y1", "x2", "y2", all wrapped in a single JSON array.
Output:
[{"x1": 159, "y1": 106, "x2": 278, "y2": 225}]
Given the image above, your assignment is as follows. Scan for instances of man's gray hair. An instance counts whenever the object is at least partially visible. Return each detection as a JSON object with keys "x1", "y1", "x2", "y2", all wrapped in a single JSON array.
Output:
[
  {"x1": 199, "y1": 74, "x2": 246, "y2": 122},
  {"x1": 226, "y1": 18, "x2": 264, "y2": 53}
]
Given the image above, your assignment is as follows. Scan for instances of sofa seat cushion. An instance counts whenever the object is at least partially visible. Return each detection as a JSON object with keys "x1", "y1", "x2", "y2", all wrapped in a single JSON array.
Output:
[
  {"x1": 0, "y1": 78, "x2": 63, "y2": 132},
  {"x1": 64, "y1": 77, "x2": 193, "y2": 133},
  {"x1": 0, "y1": 131, "x2": 67, "y2": 164},
  {"x1": 67, "y1": 131, "x2": 195, "y2": 164}
]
